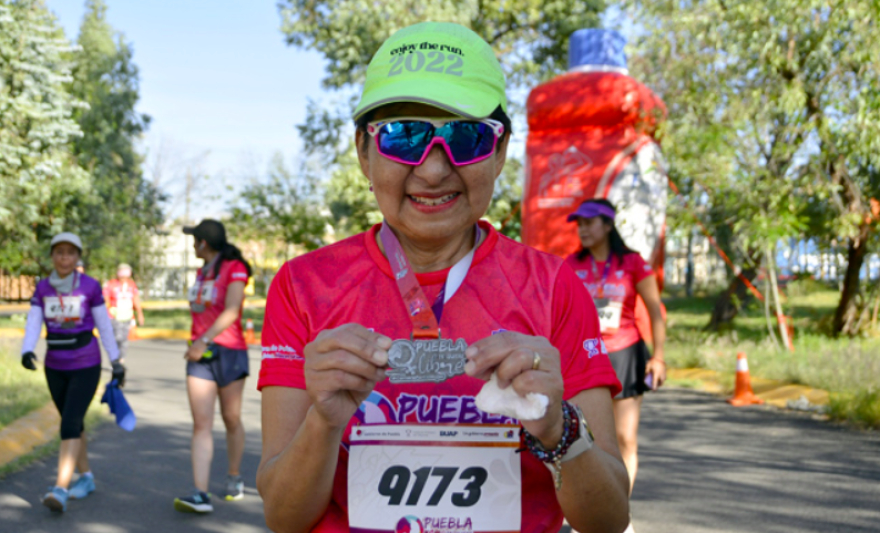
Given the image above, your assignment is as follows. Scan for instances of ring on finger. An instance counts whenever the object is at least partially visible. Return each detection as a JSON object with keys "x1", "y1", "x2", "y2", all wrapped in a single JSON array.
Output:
[{"x1": 531, "y1": 351, "x2": 541, "y2": 371}]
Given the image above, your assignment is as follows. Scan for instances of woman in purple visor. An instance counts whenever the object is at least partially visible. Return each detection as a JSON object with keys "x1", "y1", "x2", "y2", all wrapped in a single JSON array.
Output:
[{"x1": 20, "y1": 232, "x2": 126, "y2": 513}]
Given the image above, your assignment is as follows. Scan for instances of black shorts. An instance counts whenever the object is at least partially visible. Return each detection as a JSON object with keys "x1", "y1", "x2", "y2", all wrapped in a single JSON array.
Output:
[
  {"x1": 45, "y1": 364, "x2": 101, "y2": 440},
  {"x1": 608, "y1": 339, "x2": 652, "y2": 400},
  {"x1": 186, "y1": 344, "x2": 249, "y2": 388}
]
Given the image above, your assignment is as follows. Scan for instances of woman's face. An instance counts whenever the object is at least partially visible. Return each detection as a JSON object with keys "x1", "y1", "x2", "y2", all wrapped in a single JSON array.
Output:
[
  {"x1": 356, "y1": 103, "x2": 508, "y2": 247},
  {"x1": 51, "y1": 243, "x2": 81, "y2": 276},
  {"x1": 193, "y1": 238, "x2": 208, "y2": 260},
  {"x1": 576, "y1": 216, "x2": 612, "y2": 249}
]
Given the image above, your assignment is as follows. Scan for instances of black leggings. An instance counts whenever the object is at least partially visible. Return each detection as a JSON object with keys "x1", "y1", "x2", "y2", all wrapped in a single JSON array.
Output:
[{"x1": 45, "y1": 364, "x2": 101, "y2": 440}]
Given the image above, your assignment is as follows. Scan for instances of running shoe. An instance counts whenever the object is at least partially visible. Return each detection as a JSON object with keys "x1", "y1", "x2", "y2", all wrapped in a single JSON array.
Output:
[
  {"x1": 41, "y1": 486, "x2": 68, "y2": 513},
  {"x1": 68, "y1": 475, "x2": 95, "y2": 499},
  {"x1": 173, "y1": 490, "x2": 213, "y2": 513},
  {"x1": 224, "y1": 475, "x2": 244, "y2": 501}
]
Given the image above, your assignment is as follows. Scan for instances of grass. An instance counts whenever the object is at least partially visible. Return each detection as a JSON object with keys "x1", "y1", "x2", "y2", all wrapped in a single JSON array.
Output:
[
  {"x1": 0, "y1": 339, "x2": 51, "y2": 429},
  {"x1": 664, "y1": 285, "x2": 880, "y2": 428}
]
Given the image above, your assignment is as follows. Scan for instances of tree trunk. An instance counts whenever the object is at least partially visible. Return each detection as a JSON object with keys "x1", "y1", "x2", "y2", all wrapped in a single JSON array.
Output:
[
  {"x1": 706, "y1": 252, "x2": 762, "y2": 331},
  {"x1": 833, "y1": 224, "x2": 871, "y2": 336},
  {"x1": 685, "y1": 229, "x2": 695, "y2": 297}
]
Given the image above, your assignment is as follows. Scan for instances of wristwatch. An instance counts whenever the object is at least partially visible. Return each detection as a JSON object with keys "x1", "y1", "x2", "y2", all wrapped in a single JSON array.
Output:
[
  {"x1": 200, "y1": 335, "x2": 212, "y2": 345},
  {"x1": 560, "y1": 404, "x2": 594, "y2": 463}
]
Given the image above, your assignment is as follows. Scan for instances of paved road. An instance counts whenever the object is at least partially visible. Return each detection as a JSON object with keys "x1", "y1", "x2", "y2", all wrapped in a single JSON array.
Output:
[{"x1": 1, "y1": 339, "x2": 879, "y2": 532}]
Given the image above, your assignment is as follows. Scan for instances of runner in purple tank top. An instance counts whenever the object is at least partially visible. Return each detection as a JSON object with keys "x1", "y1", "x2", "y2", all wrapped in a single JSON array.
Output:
[{"x1": 20, "y1": 232, "x2": 126, "y2": 513}]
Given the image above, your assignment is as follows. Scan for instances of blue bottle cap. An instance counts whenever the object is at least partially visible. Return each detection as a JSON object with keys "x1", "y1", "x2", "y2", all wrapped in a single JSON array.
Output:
[{"x1": 568, "y1": 29, "x2": 627, "y2": 70}]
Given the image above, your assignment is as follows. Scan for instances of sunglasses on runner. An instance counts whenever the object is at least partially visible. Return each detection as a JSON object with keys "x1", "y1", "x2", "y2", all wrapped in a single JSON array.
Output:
[{"x1": 366, "y1": 117, "x2": 505, "y2": 166}]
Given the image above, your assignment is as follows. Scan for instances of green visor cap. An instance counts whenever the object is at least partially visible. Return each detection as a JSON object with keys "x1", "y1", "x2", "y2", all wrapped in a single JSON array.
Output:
[{"x1": 353, "y1": 22, "x2": 508, "y2": 121}]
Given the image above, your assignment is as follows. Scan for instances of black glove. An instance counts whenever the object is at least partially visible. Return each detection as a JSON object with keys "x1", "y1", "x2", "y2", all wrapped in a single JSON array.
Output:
[
  {"x1": 21, "y1": 352, "x2": 37, "y2": 371},
  {"x1": 111, "y1": 360, "x2": 126, "y2": 387}
]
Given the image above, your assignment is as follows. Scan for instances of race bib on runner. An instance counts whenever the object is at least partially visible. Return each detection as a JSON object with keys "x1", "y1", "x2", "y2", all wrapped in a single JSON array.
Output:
[
  {"x1": 115, "y1": 297, "x2": 134, "y2": 321},
  {"x1": 348, "y1": 424, "x2": 522, "y2": 533},
  {"x1": 187, "y1": 281, "x2": 214, "y2": 305},
  {"x1": 43, "y1": 296, "x2": 83, "y2": 322},
  {"x1": 594, "y1": 298, "x2": 623, "y2": 334}
]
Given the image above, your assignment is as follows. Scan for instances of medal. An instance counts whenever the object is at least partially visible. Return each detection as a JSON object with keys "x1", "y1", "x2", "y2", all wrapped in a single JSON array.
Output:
[
  {"x1": 379, "y1": 221, "x2": 480, "y2": 383},
  {"x1": 386, "y1": 337, "x2": 468, "y2": 383},
  {"x1": 191, "y1": 303, "x2": 206, "y2": 313}
]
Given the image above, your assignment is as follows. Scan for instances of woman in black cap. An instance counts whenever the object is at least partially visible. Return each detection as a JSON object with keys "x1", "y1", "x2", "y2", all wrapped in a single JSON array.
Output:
[
  {"x1": 565, "y1": 198, "x2": 666, "y2": 494},
  {"x1": 174, "y1": 219, "x2": 252, "y2": 513}
]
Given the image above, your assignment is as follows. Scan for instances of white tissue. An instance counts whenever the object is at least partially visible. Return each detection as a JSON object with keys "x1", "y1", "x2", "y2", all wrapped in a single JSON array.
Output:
[{"x1": 474, "y1": 373, "x2": 549, "y2": 421}]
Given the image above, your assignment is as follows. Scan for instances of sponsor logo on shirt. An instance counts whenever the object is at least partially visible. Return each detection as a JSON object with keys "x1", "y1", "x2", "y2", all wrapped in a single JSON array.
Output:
[
  {"x1": 644, "y1": 264, "x2": 653, "y2": 272},
  {"x1": 231, "y1": 272, "x2": 248, "y2": 280},
  {"x1": 575, "y1": 270, "x2": 587, "y2": 280},
  {"x1": 355, "y1": 391, "x2": 518, "y2": 426},
  {"x1": 261, "y1": 344, "x2": 302, "y2": 361},
  {"x1": 490, "y1": 329, "x2": 507, "y2": 335},
  {"x1": 583, "y1": 338, "x2": 602, "y2": 358},
  {"x1": 584, "y1": 282, "x2": 626, "y2": 298},
  {"x1": 615, "y1": 270, "x2": 624, "y2": 279}
]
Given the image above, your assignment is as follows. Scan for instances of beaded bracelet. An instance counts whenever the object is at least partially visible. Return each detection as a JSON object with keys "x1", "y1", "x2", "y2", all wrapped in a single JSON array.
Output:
[{"x1": 520, "y1": 400, "x2": 580, "y2": 490}]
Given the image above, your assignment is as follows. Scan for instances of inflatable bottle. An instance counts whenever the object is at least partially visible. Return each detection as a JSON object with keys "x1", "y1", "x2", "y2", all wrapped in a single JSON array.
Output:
[{"x1": 522, "y1": 29, "x2": 668, "y2": 342}]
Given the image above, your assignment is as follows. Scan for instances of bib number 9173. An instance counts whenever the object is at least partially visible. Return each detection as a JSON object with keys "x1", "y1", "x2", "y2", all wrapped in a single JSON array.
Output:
[{"x1": 378, "y1": 465, "x2": 487, "y2": 508}]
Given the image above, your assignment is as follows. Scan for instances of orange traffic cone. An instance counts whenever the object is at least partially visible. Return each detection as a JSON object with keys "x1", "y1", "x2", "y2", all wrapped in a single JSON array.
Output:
[
  {"x1": 727, "y1": 352, "x2": 764, "y2": 406},
  {"x1": 128, "y1": 319, "x2": 138, "y2": 341},
  {"x1": 244, "y1": 318, "x2": 256, "y2": 345}
]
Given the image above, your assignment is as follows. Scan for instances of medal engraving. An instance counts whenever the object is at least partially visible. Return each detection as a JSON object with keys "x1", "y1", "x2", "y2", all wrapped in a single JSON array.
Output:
[{"x1": 387, "y1": 338, "x2": 468, "y2": 383}]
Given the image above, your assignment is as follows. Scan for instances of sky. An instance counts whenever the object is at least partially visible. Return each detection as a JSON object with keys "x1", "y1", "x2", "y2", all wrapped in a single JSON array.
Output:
[{"x1": 46, "y1": 0, "x2": 327, "y2": 221}]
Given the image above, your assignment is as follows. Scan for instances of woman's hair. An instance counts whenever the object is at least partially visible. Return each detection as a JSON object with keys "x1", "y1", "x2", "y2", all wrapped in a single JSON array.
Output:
[
  {"x1": 355, "y1": 105, "x2": 513, "y2": 154},
  {"x1": 210, "y1": 241, "x2": 252, "y2": 280},
  {"x1": 576, "y1": 199, "x2": 637, "y2": 262}
]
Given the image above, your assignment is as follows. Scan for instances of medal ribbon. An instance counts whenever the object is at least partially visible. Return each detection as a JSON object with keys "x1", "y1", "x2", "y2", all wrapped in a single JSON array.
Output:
[
  {"x1": 55, "y1": 272, "x2": 79, "y2": 324},
  {"x1": 589, "y1": 255, "x2": 613, "y2": 299},
  {"x1": 379, "y1": 221, "x2": 481, "y2": 339}
]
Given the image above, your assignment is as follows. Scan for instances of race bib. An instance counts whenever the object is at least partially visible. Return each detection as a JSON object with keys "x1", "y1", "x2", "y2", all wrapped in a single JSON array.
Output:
[
  {"x1": 187, "y1": 281, "x2": 214, "y2": 305},
  {"x1": 115, "y1": 297, "x2": 134, "y2": 321},
  {"x1": 43, "y1": 296, "x2": 83, "y2": 322},
  {"x1": 348, "y1": 424, "x2": 522, "y2": 533},
  {"x1": 594, "y1": 298, "x2": 623, "y2": 334}
]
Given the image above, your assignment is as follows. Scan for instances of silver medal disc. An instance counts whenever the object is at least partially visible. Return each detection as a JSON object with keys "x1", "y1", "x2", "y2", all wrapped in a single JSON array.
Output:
[
  {"x1": 191, "y1": 303, "x2": 206, "y2": 313},
  {"x1": 386, "y1": 337, "x2": 468, "y2": 384}
]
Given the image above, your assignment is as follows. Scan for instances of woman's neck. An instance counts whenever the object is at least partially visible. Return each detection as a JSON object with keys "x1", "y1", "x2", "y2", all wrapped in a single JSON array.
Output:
[
  {"x1": 588, "y1": 241, "x2": 611, "y2": 262},
  {"x1": 54, "y1": 268, "x2": 74, "y2": 278},
  {"x1": 202, "y1": 250, "x2": 219, "y2": 265},
  {"x1": 382, "y1": 224, "x2": 478, "y2": 273}
]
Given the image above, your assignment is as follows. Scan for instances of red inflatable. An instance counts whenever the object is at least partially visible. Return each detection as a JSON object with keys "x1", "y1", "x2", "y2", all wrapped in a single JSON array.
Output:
[{"x1": 522, "y1": 30, "x2": 668, "y2": 343}]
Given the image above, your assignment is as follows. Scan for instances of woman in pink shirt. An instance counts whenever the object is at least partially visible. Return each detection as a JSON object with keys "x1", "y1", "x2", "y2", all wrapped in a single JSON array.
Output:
[{"x1": 565, "y1": 198, "x2": 667, "y2": 493}]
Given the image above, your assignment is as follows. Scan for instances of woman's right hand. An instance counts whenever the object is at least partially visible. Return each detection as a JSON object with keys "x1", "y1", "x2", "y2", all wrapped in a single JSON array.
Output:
[
  {"x1": 21, "y1": 352, "x2": 37, "y2": 371},
  {"x1": 303, "y1": 324, "x2": 391, "y2": 429}
]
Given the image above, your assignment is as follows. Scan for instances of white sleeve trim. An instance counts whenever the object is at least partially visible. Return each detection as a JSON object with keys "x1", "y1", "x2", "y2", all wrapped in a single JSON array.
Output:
[
  {"x1": 22, "y1": 306, "x2": 44, "y2": 355},
  {"x1": 92, "y1": 304, "x2": 120, "y2": 361}
]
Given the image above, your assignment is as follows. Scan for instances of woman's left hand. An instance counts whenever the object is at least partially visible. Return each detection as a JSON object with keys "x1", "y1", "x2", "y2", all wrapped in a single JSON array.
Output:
[
  {"x1": 185, "y1": 339, "x2": 208, "y2": 362},
  {"x1": 464, "y1": 331, "x2": 565, "y2": 449},
  {"x1": 645, "y1": 356, "x2": 666, "y2": 391}
]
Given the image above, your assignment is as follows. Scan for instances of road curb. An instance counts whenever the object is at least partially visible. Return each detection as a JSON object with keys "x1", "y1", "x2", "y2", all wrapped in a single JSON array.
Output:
[
  {"x1": 667, "y1": 367, "x2": 830, "y2": 409},
  {"x1": 0, "y1": 403, "x2": 60, "y2": 467}
]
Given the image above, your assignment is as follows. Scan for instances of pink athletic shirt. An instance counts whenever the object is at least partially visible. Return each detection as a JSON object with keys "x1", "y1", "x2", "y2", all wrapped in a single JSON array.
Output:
[
  {"x1": 564, "y1": 251, "x2": 655, "y2": 353},
  {"x1": 259, "y1": 221, "x2": 621, "y2": 533},
  {"x1": 189, "y1": 259, "x2": 249, "y2": 350}
]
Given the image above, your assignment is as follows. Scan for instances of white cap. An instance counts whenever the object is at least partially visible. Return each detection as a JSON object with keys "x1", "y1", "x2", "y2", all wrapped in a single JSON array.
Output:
[{"x1": 50, "y1": 232, "x2": 83, "y2": 252}]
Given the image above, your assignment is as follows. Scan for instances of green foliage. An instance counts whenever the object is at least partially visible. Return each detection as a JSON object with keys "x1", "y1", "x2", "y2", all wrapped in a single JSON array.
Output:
[
  {"x1": 0, "y1": 340, "x2": 50, "y2": 429},
  {"x1": 229, "y1": 153, "x2": 329, "y2": 252},
  {"x1": 67, "y1": 0, "x2": 164, "y2": 280},
  {"x1": 629, "y1": 0, "x2": 880, "y2": 335},
  {"x1": 0, "y1": 0, "x2": 90, "y2": 276}
]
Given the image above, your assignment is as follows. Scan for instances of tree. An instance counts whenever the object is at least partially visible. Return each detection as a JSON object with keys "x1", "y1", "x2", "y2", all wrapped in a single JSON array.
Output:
[
  {"x1": 628, "y1": 0, "x2": 880, "y2": 336},
  {"x1": 67, "y1": 0, "x2": 163, "y2": 280},
  {"x1": 0, "y1": 0, "x2": 90, "y2": 277},
  {"x1": 229, "y1": 153, "x2": 329, "y2": 253},
  {"x1": 279, "y1": 0, "x2": 603, "y2": 240}
]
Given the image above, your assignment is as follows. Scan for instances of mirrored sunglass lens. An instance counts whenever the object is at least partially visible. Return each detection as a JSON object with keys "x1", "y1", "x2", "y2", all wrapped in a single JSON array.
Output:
[
  {"x1": 441, "y1": 122, "x2": 496, "y2": 164},
  {"x1": 378, "y1": 121, "x2": 434, "y2": 162}
]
